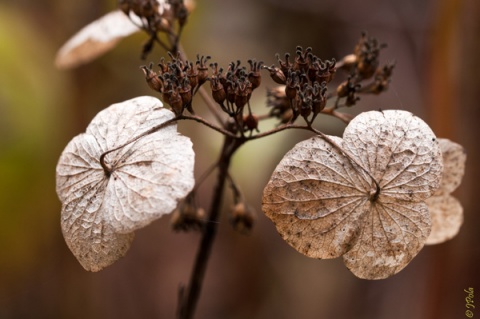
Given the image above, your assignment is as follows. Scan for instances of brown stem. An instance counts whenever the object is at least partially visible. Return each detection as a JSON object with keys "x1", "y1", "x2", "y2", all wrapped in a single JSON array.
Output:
[
  {"x1": 320, "y1": 107, "x2": 354, "y2": 124},
  {"x1": 178, "y1": 114, "x2": 236, "y2": 138},
  {"x1": 177, "y1": 135, "x2": 243, "y2": 319}
]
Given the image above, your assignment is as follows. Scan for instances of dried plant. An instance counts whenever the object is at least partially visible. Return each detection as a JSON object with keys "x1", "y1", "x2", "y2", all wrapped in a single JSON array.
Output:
[{"x1": 55, "y1": 1, "x2": 466, "y2": 318}]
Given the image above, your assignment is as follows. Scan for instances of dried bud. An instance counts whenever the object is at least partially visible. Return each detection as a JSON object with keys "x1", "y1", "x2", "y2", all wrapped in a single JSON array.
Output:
[
  {"x1": 230, "y1": 202, "x2": 255, "y2": 235},
  {"x1": 243, "y1": 113, "x2": 259, "y2": 132},
  {"x1": 337, "y1": 77, "x2": 361, "y2": 107},
  {"x1": 171, "y1": 192, "x2": 205, "y2": 232},
  {"x1": 196, "y1": 55, "x2": 211, "y2": 88},
  {"x1": 168, "y1": 90, "x2": 184, "y2": 115},
  {"x1": 210, "y1": 76, "x2": 227, "y2": 106},
  {"x1": 363, "y1": 62, "x2": 395, "y2": 94},
  {"x1": 248, "y1": 59, "x2": 263, "y2": 90},
  {"x1": 353, "y1": 32, "x2": 387, "y2": 79},
  {"x1": 185, "y1": 62, "x2": 198, "y2": 89},
  {"x1": 312, "y1": 82, "x2": 327, "y2": 116},
  {"x1": 276, "y1": 53, "x2": 292, "y2": 75},
  {"x1": 234, "y1": 80, "x2": 251, "y2": 110},
  {"x1": 293, "y1": 46, "x2": 312, "y2": 72},
  {"x1": 141, "y1": 63, "x2": 163, "y2": 92},
  {"x1": 285, "y1": 71, "x2": 298, "y2": 100},
  {"x1": 171, "y1": 206, "x2": 206, "y2": 232},
  {"x1": 298, "y1": 92, "x2": 312, "y2": 122},
  {"x1": 264, "y1": 65, "x2": 287, "y2": 85},
  {"x1": 179, "y1": 78, "x2": 193, "y2": 113}
]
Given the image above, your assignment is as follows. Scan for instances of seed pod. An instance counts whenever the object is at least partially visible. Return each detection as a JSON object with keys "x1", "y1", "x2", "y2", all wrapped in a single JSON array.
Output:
[
  {"x1": 179, "y1": 79, "x2": 193, "y2": 113},
  {"x1": 168, "y1": 91, "x2": 184, "y2": 115},
  {"x1": 264, "y1": 65, "x2": 286, "y2": 85},
  {"x1": 141, "y1": 64, "x2": 163, "y2": 92},
  {"x1": 196, "y1": 55, "x2": 210, "y2": 88},
  {"x1": 248, "y1": 60, "x2": 263, "y2": 90},
  {"x1": 243, "y1": 113, "x2": 259, "y2": 132},
  {"x1": 230, "y1": 202, "x2": 255, "y2": 235},
  {"x1": 285, "y1": 72, "x2": 298, "y2": 100},
  {"x1": 210, "y1": 77, "x2": 227, "y2": 106}
]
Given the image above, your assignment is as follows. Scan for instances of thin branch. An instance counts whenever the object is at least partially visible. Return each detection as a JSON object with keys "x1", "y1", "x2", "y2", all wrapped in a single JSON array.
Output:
[
  {"x1": 245, "y1": 123, "x2": 313, "y2": 141},
  {"x1": 177, "y1": 114, "x2": 237, "y2": 138},
  {"x1": 177, "y1": 136, "x2": 243, "y2": 319},
  {"x1": 321, "y1": 107, "x2": 354, "y2": 124}
]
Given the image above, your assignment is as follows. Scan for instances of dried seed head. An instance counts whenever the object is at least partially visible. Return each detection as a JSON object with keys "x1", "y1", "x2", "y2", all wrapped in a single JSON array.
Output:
[
  {"x1": 196, "y1": 54, "x2": 211, "y2": 87},
  {"x1": 142, "y1": 63, "x2": 163, "y2": 92},
  {"x1": 264, "y1": 65, "x2": 287, "y2": 85},
  {"x1": 243, "y1": 113, "x2": 259, "y2": 132},
  {"x1": 230, "y1": 202, "x2": 255, "y2": 235},
  {"x1": 248, "y1": 59, "x2": 263, "y2": 90}
]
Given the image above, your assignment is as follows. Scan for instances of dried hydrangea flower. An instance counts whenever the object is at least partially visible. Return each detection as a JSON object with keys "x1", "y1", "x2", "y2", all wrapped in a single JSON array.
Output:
[
  {"x1": 262, "y1": 110, "x2": 443, "y2": 279},
  {"x1": 56, "y1": 96, "x2": 195, "y2": 271},
  {"x1": 425, "y1": 138, "x2": 466, "y2": 245}
]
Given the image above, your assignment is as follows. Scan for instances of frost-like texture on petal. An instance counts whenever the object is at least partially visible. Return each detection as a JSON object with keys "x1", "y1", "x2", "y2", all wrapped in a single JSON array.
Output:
[
  {"x1": 263, "y1": 110, "x2": 443, "y2": 279},
  {"x1": 342, "y1": 110, "x2": 443, "y2": 202},
  {"x1": 425, "y1": 138, "x2": 466, "y2": 245},
  {"x1": 263, "y1": 136, "x2": 369, "y2": 259},
  {"x1": 56, "y1": 96, "x2": 195, "y2": 271},
  {"x1": 343, "y1": 199, "x2": 431, "y2": 279}
]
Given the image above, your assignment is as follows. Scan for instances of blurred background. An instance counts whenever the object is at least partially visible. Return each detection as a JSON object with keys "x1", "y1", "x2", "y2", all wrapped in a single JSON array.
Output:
[{"x1": 0, "y1": 0, "x2": 479, "y2": 318}]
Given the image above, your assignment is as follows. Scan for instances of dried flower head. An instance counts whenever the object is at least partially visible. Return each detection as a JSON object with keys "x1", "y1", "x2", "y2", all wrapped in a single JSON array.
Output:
[
  {"x1": 262, "y1": 110, "x2": 443, "y2": 279},
  {"x1": 56, "y1": 96, "x2": 195, "y2": 271}
]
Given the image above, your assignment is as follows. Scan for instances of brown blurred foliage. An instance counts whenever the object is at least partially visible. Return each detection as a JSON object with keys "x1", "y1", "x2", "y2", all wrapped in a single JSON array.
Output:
[{"x1": 0, "y1": 0, "x2": 479, "y2": 318}]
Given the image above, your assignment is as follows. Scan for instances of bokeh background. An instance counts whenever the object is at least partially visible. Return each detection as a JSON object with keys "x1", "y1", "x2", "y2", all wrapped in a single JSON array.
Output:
[{"x1": 1, "y1": 0, "x2": 479, "y2": 318}]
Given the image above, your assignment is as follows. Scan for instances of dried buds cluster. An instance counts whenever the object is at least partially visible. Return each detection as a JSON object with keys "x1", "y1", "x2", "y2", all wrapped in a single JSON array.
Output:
[
  {"x1": 142, "y1": 54, "x2": 265, "y2": 134},
  {"x1": 265, "y1": 34, "x2": 394, "y2": 118},
  {"x1": 142, "y1": 34, "x2": 394, "y2": 132},
  {"x1": 141, "y1": 53, "x2": 210, "y2": 115},
  {"x1": 208, "y1": 59, "x2": 264, "y2": 133},
  {"x1": 265, "y1": 46, "x2": 334, "y2": 124},
  {"x1": 334, "y1": 32, "x2": 395, "y2": 105}
]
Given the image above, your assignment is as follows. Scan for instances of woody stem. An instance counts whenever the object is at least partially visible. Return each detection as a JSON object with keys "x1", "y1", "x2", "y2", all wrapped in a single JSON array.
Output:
[{"x1": 177, "y1": 134, "x2": 244, "y2": 319}]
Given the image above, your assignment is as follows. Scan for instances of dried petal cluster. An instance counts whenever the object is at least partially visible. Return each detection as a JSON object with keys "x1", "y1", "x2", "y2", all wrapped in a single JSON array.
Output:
[
  {"x1": 55, "y1": 0, "x2": 194, "y2": 69},
  {"x1": 425, "y1": 138, "x2": 466, "y2": 245},
  {"x1": 56, "y1": 96, "x2": 195, "y2": 271},
  {"x1": 262, "y1": 110, "x2": 443, "y2": 279}
]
